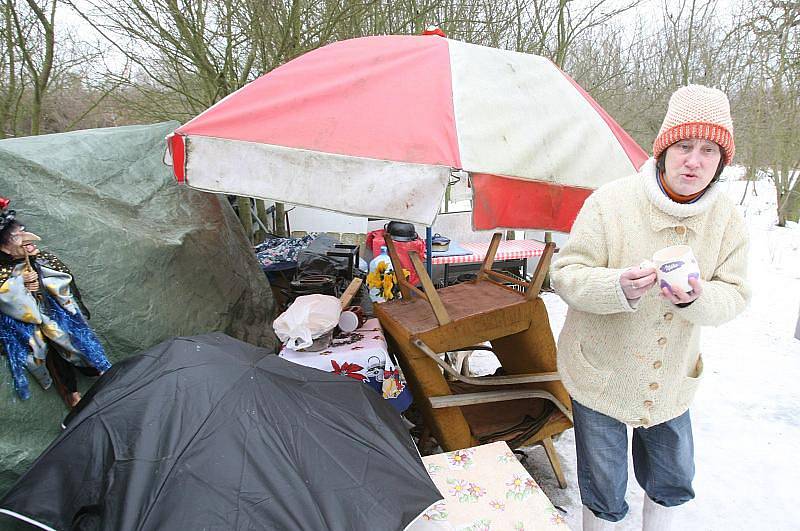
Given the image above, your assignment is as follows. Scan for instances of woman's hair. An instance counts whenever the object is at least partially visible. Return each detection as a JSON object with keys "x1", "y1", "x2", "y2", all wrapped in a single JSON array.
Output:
[
  {"x1": 0, "y1": 219, "x2": 21, "y2": 247},
  {"x1": 655, "y1": 149, "x2": 725, "y2": 183}
]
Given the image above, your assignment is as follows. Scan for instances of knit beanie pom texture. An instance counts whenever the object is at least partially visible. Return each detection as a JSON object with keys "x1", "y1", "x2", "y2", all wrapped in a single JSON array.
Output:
[{"x1": 653, "y1": 84, "x2": 735, "y2": 165}]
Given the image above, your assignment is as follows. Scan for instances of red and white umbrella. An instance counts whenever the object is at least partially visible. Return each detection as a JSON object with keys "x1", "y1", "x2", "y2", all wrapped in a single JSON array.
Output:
[{"x1": 167, "y1": 34, "x2": 647, "y2": 232}]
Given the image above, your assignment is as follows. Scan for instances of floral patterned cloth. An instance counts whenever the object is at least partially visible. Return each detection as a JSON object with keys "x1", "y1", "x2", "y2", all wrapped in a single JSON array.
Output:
[
  {"x1": 254, "y1": 233, "x2": 319, "y2": 270},
  {"x1": 279, "y1": 318, "x2": 411, "y2": 410},
  {"x1": 417, "y1": 442, "x2": 571, "y2": 530}
]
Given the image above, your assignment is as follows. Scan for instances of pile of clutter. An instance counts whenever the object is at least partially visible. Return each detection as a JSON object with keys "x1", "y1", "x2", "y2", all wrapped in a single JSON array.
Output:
[
  {"x1": 272, "y1": 290, "x2": 410, "y2": 410},
  {"x1": 273, "y1": 293, "x2": 365, "y2": 352}
]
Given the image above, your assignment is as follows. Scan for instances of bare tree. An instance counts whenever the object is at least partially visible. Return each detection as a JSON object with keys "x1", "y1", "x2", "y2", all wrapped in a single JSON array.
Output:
[
  {"x1": 0, "y1": 0, "x2": 102, "y2": 136},
  {"x1": 22, "y1": 0, "x2": 794, "y2": 229},
  {"x1": 9, "y1": 0, "x2": 56, "y2": 135},
  {"x1": 66, "y1": 0, "x2": 390, "y2": 121},
  {"x1": 0, "y1": 0, "x2": 24, "y2": 138},
  {"x1": 740, "y1": 0, "x2": 800, "y2": 225}
]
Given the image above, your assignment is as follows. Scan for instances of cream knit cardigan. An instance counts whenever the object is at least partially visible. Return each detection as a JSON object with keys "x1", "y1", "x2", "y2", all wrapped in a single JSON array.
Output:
[{"x1": 551, "y1": 158, "x2": 750, "y2": 427}]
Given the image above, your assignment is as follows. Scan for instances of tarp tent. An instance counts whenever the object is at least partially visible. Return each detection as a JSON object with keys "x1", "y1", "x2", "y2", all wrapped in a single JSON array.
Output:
[{"x1": 0, "y1": 122, "x2": 277, "y2": 504}]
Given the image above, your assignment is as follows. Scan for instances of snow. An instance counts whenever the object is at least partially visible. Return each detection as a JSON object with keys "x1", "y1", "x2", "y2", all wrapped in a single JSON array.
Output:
[{"x1": 468, "y1": 179, "x2": 800, "y2": 530}]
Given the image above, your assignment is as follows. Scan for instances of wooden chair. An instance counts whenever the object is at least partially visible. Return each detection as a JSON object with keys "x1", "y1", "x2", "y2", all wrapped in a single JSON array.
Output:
[{"x1": 374, "y1": 233, "x2": 572, "y2": 487}]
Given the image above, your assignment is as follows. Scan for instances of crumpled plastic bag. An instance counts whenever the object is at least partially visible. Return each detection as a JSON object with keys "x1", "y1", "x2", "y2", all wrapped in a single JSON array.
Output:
[{"x1": 273, "y1": 294, "x2": 341, "y2": 350}]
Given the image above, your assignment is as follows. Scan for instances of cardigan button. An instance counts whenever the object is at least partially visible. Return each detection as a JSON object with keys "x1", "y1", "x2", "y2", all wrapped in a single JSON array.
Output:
[
  {"x1": 657, "y1": 337, "x2": 667, "y2": 346},
  {"x1": 649, "y1": 382, "x2": 659, "y2": 390},
  {"x1": 644, "y1": 400, "x2": 654, "y2": 408},
  {"x1": 653, "y1": 360, "x2": 663, "y2": 369},
  {"x1": 663, "y1": 312, "x2": 674, "y2": 321},
  {"x1": 675, "y1": 225, "x2": 687, "y2": 235}
]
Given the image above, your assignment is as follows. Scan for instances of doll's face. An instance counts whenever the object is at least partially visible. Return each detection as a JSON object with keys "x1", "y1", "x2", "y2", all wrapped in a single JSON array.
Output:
[{"x1": 0, "y1": 226, "x2": 41, "y2": 258}]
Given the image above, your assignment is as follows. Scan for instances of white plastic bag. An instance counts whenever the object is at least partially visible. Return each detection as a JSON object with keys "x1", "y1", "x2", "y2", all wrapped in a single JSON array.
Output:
[{"x1": 273, "y1": 294, "x2": 342, "y2": 350}]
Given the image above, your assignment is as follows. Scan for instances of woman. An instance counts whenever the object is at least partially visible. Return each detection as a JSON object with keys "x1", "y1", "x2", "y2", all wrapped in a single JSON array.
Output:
[
  {"x1": 0, "y1": 199, "x2": 111, "y2": 407},
  {"x1": 551, "y1": 85, "x2": 750, "y2": 530}
]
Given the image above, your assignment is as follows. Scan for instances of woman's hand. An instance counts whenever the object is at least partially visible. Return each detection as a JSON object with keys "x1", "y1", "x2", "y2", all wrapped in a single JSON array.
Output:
[
  {"x1": 22, "y1": 270, "x2": 39, "y2": 293},
  {"x1": 660, "y1": 276, "x2": 703, "y2": 305},
  {"x1": 620, "y1": 266, "x2": 657, "y2": 300}
]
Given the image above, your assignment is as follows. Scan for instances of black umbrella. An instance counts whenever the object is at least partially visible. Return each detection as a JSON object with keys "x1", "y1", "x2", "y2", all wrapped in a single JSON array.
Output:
[{"x1": 0, "y1": 334, "x2": 441, "y2": 530}]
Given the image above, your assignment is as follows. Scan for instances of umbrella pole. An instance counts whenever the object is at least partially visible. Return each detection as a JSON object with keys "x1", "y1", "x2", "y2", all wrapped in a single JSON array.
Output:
[{"x1": 426, "y1": 227, "x2": 433, "y2": 280}]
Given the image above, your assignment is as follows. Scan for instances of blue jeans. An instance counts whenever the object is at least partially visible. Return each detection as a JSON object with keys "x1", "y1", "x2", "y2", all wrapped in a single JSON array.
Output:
[{"x1": 572, "y1": 399, "x2": 695, "y2": 522}]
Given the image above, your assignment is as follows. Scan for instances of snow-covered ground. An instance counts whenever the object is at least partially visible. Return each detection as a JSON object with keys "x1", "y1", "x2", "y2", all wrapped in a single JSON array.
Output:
[{"x1": 470, "y1": 179, "x2": 800, "y2": 530}]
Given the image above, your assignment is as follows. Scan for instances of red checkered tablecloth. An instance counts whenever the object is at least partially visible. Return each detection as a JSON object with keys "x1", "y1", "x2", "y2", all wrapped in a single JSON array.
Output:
[{"x1": 430, "y1": 239, "x2": 545, "y2": 265}]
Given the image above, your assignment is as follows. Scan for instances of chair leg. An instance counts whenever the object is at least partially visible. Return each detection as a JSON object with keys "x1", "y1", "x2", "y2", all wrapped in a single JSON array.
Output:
[
  {"x1": 542, "y1": 436, "x2": 567, "y2": 489},
  {"x1": 418, "y1": 426, "x2": 432, "y2": 452}
]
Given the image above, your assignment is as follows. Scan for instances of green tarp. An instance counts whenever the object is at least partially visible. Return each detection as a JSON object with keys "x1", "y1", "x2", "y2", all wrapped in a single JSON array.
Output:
[{"x1": 0, "y1": 122, "x2": 277, "y2": 504}]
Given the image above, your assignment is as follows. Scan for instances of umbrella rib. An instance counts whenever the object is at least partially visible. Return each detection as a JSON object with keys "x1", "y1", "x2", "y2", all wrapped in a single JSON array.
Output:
[
  {"x1": 135, "y1": 367, "x2": 258, "y2": 531},
  {"x1": 233, "y1": 411, "x2": 252, "y2": 531},
  {"x1": 65, "y1": 355, "x2": 268, "y2": 432}
]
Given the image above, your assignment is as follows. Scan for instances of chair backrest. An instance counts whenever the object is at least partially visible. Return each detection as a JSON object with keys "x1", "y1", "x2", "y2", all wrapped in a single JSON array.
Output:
[{"x1": 376, "y1": 294, "x2": 571, "y2": 453}]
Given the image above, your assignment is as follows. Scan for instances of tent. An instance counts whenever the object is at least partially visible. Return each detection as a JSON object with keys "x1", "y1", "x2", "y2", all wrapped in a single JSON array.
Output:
[{"x1": 0, "y1": 122, "x2": 278, "y2": 500}]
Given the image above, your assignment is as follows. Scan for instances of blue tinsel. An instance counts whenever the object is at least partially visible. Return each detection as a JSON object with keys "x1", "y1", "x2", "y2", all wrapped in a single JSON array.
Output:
[
  {"x1": 0, "y1": 293, "x2": 111, "y2": 400},
  {"x1": 0, "y1": 313, "x2": 34, "y2": 400},
  {"x1": 44, "y1": 293, "x2": 111, "y2": 372}
]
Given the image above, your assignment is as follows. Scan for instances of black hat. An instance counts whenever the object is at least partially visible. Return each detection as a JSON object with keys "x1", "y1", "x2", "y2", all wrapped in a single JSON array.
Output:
[{"x1": 385, "y1": 221, "x2": 418, "y2": 242}]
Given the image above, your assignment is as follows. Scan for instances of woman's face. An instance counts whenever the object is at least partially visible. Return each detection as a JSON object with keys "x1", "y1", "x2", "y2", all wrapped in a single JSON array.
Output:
[
  {"x1": 663, "y1": 139, "x2": 722, "y2": 196},
  {"x1": 0, "y1": 226, "x2": 40, "y2": 259}
]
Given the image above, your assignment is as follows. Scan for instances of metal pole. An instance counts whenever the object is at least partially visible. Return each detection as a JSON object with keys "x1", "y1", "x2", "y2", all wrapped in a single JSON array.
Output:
[{"x1": 426, "y1": 226, "x2": 433, "y2": 278}]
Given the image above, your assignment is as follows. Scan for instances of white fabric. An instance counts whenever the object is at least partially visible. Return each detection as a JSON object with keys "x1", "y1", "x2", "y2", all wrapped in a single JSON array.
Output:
[
  {"x1": 448, "y1": 39, "x2": 634, "y2": 188},
  {"x1": 642, "y1": 495, "x2": 679, "y2": 531},
  {"x1": 640, "y1": 158, "x2": 724, "y2": 218},
  {"x1": 279, "y1": 318, "x2": 406, "y2": 400},
  {"x1": 582, "y1": 505, "x2": 617, "y2": 530},
  {"x1": 405, "y1": 516, "x2": 455, "y2": 530},
  {"x1": 184, "y1": 136, "x2": 450, "y2": 226},
  {"x1": 418, "y1": 442, "x2": 570, "y2": 529}
]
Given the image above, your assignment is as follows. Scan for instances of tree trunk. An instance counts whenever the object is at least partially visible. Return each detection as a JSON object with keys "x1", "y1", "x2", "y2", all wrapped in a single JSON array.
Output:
[
  {"x1": 0, "y1": 1, "x2": 16, "y2": 139},
  {"x1": 274, "y1": 202, "x2": 287, "y2": 237},
  {"x1": 776, "y1": 184, "x2": 786, "y2": 227},
  {"x1": 30, "y1": 90, "x2": 42, "y2": 135},
  {"x1": 237, "y1": 196, "x2": 254, "y2": 244},
  {"x1": 794, "y1": 303, "x2": 800, "y2": 341},
  {"x1": 23, "y1": 0, "x2": 55, "y2": 136},
  {"x1": 780, "y1": 188, "x2": 800, "y2": 224},
  {"x1": 775, "y1": 164, "x2": 800, "y2": 226},
  {"x1": 739, "y1": 172, "x2": 750, "y2": 205},
  {"x1": 255, "y1": 199, "x2": 268, "y2": 241}
]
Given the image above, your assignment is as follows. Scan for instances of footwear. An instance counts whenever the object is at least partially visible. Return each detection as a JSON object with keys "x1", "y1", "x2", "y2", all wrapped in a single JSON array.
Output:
[
  {"x1": 642, "y1": 495, "x2": 678, "y2": 531},
  {"x1": 65, "y1": 392, "x2": 82, "y2": 409},
  {"x1": 582, "y1": 505, "x2": 617, "y2": 530}
]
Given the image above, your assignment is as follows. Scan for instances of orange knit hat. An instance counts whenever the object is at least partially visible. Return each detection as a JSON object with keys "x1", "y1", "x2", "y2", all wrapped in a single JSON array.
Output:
[{"x1": 653, "y1": 84, "x2": 735, "y2": 165}]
